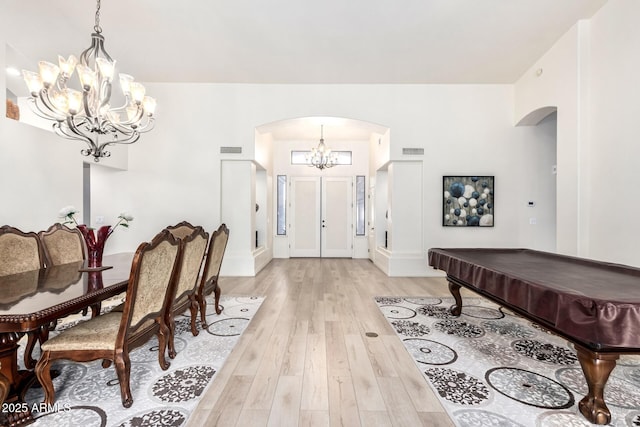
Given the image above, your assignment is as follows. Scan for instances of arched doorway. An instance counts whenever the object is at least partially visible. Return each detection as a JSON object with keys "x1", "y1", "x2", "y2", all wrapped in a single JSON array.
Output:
[
  {"x1": 255, "y1": 116, "x2": 389, "y2": 259},
  {"x1": 516, "y1": 107, "x2": 558, "y2": 252}
]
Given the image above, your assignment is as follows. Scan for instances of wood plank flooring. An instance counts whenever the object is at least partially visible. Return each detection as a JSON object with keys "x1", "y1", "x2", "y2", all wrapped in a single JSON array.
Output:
[{"x1": 187, "y1": 258, "x2": 460, "y2": 427}]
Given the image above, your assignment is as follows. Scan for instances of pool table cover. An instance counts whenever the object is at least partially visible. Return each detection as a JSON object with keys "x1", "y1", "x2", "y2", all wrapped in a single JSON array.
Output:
[{"x1": 428, "y1": 248, "x2": 640, "y2": 351}]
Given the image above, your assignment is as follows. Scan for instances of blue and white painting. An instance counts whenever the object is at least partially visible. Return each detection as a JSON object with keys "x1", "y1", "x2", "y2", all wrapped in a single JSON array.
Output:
[{"x1": 443, "y1": 176, "x2": 494, "y2": 227}]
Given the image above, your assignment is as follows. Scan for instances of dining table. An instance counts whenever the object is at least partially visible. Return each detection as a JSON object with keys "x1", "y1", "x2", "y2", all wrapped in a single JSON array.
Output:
[{"x1": 0, "y1": 252, "x2": 133, "y2": 427}]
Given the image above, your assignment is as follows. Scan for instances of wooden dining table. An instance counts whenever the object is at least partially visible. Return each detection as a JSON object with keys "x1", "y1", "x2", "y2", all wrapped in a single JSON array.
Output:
[{"x1": 0, "y1": 252, "x2": 133, "y2": 427}]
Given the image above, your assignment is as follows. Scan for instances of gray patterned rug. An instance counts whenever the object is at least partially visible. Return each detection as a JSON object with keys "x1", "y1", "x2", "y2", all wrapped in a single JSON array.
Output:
[
  {"x1": 22, "y1": 295, "x2": 263, "y2": 426},
  {"x1": 374, "y1": 296, "x2": 640, "y2": 427}
]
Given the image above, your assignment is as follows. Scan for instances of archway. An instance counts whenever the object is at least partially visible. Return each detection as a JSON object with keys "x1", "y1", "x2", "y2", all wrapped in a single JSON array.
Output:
[
  {"x1": 516, "y1": 106, "x2": 558, "y2": 252},
  {"x1": 255, "y1": 116, "x2": 389, "y2": 260}
]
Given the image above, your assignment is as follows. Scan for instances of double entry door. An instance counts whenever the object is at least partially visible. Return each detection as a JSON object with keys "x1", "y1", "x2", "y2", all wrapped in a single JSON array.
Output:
[{"x1": 290, "y1": 176, "x2": 353, "y2": 258}]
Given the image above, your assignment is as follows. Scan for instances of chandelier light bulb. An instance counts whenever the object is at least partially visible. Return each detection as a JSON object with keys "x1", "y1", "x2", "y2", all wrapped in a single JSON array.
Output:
[
  {"x1": 58, "y1": 55, "x2": 78, "y2": 77},
  {"x1": 142, "y1": 96, "x2": 156, "y2": 116},
  {"x1": 76, "y1": 64, "x2": 96, "y2": 91},
  {"x1": 128, "y1": 82, "x2": 146, "y2": 104},
  {"x1": 22, "y1": 70, "x2": 43, "y2": 95},
  {"x1": 119, "y1": 73, "x2": 133, "y2": 94},
  {"x1": 96, "y1": 57, "x2": 115, "y2": 81},
  {"x1": 38, "y1": 61, "x2": 60, "y2": 87},
  {"x1": 52, "y1": 91, "x2": 69, "y2": 113},
  {"x1": 66, "y1": 89, "x2": 83, "y2": 115}
]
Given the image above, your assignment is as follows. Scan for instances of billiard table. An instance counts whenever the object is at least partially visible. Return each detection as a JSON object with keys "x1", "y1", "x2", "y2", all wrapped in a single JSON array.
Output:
[{"x1": 428, "y1": 247, "x2": 640, "y2": 425}]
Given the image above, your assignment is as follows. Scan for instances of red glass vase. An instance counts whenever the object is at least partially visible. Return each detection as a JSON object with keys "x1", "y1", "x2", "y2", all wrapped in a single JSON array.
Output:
[{"x1": 77, "y1": 224, "x2": 112, "y2": 268}]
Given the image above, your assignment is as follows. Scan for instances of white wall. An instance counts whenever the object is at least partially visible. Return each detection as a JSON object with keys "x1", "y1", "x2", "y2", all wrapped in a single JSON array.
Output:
[
  {"x1": 514, "y1": 0, "x2": 640, "y2": 267},
  {"x1": 2, "y1": 77, "x2": 558, "y2": 275},
  {"x1": 585, "y1": 0, "x2": 640, "y2": 266},
  {"x1": 514, "y1": 22, "x2": 587, "y2": 257},
  {"x1": 0, "y1": 117, "x2": 83, "y2": 231},
  {"x1": 385, "y1": 161, "x2": 425, "y2": 276}
]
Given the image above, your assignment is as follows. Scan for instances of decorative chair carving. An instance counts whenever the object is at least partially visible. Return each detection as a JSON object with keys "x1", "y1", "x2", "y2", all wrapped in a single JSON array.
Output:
[
  {"x1": 0, "y1": 225, "x2": 45, "y2": 275},
  {"x1": 165, "y1": 220, "x2": 198, "y2": 240},
  {"x1": 39, "y1": 223, "x2": 86, "y2": 266},
  {"x1": 197, "y1": 224, "x2": 229, "y2": 326},
  {"x1": 35, "y1": 230, "x2": 181, "y2": 408},
  {"x1": 165, "y1": 226, "x2": 208, "y2": 358}
]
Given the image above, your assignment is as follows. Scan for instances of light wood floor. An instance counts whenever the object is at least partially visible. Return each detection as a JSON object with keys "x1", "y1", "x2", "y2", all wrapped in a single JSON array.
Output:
[{"x1": 187, "y1": 258, "x2": 461, "y2": 427}]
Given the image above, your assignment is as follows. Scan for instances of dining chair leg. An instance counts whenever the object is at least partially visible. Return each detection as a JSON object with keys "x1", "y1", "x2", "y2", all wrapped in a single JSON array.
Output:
[
  {"x1": 214, "y1": 282, "x2": 222, "y2": 315},
  {"x1": 198, "y1": 293, "x2": 208, "y2": 329},
  {"x1": 90, "y1": 303, "x2": 102, "y2": 318},
  {"x1": 114, "y1": 352, "x2": 133, "y2": 408},
  {"x1": 157, "y1": 323, "x2": 171, "y2": 370},
  {"x1": 189, "y1": 297, "x2": 199, "y2": 337},
  {"x1": 34, "y1": 352, "x2": 55, "y2": 405},
  {"x1": 168, "y1": 314, "x2": 177, "y2": 360}
]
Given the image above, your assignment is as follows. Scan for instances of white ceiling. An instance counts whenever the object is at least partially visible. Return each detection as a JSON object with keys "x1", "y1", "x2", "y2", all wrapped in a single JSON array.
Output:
[
  {"x1": 4, "y1": 0, "x2": 607, "y2": 85},
  {"x1": 3, "y1": 0, "x2": 607, "y2": 141}
]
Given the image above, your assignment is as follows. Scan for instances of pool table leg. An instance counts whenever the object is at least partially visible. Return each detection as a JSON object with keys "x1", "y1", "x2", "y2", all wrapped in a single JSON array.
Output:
[
  {"x1": 575, "y1": 345, "x2": 619, "y2": 425},
  {"x1": 447, "y1": 279, "x2": 462, "y2": 316}
]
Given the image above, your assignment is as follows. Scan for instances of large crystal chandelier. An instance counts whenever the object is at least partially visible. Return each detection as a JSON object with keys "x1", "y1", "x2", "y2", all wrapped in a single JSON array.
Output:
[
  {"x1": 307, "y1": 125, "x2": 338, "y2": 170},
  {"x1": 22, "y1": 0, "x2": 156, "y2": 162}
]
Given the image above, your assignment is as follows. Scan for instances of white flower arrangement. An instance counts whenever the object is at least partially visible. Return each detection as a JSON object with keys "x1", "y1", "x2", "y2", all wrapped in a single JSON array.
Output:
[
  {"x1": 58, "y1": 206, "x2": 133, "y2": 231},
  {"x1": 58, "y1": 205, "x2": 79, "y2": 226},
  {"x1": 114, "y1": 212, "x2": 134, "y2": 229}
]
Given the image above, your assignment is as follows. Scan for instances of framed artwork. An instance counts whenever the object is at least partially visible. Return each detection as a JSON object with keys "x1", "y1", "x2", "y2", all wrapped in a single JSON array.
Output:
[{"x1": 443, "y1": 176, "x2": 494, "y2": 227}]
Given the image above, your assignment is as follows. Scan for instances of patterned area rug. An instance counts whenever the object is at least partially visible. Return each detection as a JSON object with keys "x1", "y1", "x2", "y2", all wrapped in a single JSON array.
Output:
[
  {"x1": 22, "y1": 295, "x2": 263, "y2": 427},
  {"x1": 374, "y1": 296, "x2": 640, "y2": 427}
]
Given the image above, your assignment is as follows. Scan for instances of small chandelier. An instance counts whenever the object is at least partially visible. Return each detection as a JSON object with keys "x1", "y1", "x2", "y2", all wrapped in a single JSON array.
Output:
[
  {"x1": 307, "y1": 125, "x2": 338, "y2": 170},
  {"x1": 21, "y1": 0, "x2": 156, "y2": 162}
]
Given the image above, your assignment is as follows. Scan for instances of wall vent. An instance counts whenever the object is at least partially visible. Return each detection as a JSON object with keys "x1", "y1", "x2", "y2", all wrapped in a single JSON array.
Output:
[
  {"x1": 220, "y1": 146, "x2": 242, "y2": 154},
  {"x1": 402, "y1": 147, "x2": 424, "y2": 155}
]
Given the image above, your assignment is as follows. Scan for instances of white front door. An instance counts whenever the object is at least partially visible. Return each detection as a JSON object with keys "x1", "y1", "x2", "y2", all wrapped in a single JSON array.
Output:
[
  {"x1": 290, "y1": 176, "x2": 353, "y2": 258},
  {"x1": 290, "y1": 177, "x2": 321, "y2": 257},
  {"x1": 321, "y1": 177, "x2": 353, "y2": 257}
]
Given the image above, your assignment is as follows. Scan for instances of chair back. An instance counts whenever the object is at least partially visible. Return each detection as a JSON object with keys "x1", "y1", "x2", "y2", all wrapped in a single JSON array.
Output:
[
  {"x1": 118, "y1": 230, "x2": 181, "y2": 340},
  {"x1": 168, "y1": 226, "x2": 208, "y2": 302},
  {"x1": 202, "y1": 224, "x2": 229, "y2": 285},
  {"x1": 39, "y1": 223, "x2": 86, "y2": 266},
  {"x1": 165, "y1": 221, "x2": 197, "y2": 240},
  {"x1": 0, "y1": 225, "x2": 45, "y2": 276}
]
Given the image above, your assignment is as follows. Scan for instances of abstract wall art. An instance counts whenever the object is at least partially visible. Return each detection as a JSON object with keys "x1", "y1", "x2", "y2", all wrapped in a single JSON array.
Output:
[{"x1": 443, "y1": 176, "x2": 494, "y2": 227}]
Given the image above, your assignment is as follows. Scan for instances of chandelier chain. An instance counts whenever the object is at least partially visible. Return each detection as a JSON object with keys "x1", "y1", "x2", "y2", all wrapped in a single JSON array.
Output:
[{"x1": 94, "y1": 0, "x2": 102, "y2": 33}]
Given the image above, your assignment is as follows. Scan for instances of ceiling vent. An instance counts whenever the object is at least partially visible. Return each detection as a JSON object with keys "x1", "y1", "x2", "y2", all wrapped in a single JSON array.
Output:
[
  {"x1": 220, "y1": 146, "x2": 242, "y2": 154},
  {"x1": 402, "y1": 148, "x2": 424, "y2": 155}
]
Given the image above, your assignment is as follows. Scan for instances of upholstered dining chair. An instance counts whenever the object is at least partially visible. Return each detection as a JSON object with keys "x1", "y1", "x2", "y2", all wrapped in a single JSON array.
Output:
[
  {"x1": 197, "y1": 224, "x2": 229, "y2": 326},
  {"x1": 39, "y1": 222, "x2": 96, "y2": 317},
  {"x1": 0, "y1": 225, "x2": 47, "y2": 368},
  {"x1": 31, "y1": 223, "x2": 93, "y2": 368},
  {"x1": 38, "y1": 223, "x2": 86, "y2": 266},
  {"x1": 35, "y1": 230, "x2": 182, "y2": 408},
  {"x1": 0, "y1": 225, "x2": 45, "y2": 275},
  {"x1": 165, "y1": 225, "x2": 209, "y2": 358}
]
